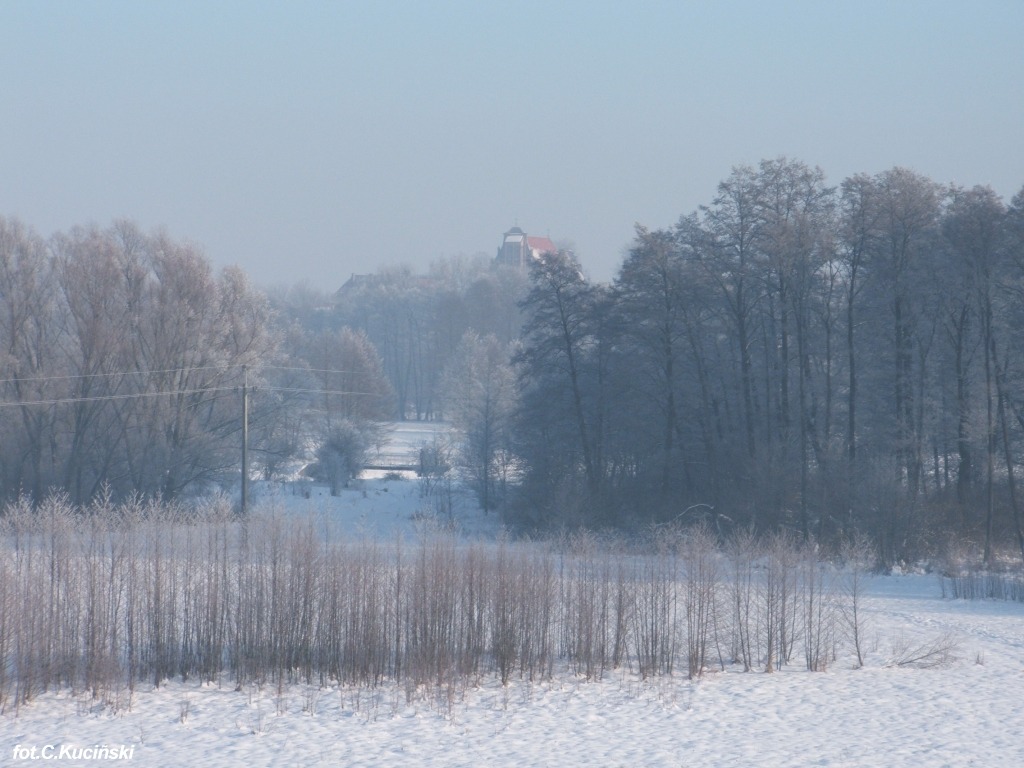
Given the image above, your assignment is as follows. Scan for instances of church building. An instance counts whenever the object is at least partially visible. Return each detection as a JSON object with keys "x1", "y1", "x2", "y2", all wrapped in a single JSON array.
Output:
[{"x1": 495, "y1": 225, "x2": 558, "y2": 270}]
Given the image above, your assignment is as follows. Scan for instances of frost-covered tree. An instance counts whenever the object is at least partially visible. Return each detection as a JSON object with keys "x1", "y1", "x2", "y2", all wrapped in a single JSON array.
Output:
[
  {"x1": 292, "y1": 325, "x2": 393, "y2": 483},
  {"x1": 0, "y1": 219, "x2": 282, "y2": 503},
  {"x1": 442, "y1": 331, "x2": 518, "y2": 515}
]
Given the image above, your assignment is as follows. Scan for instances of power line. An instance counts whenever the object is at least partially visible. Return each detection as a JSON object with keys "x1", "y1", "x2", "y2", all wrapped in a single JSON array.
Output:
[
  {"x1": 0, "y1": 386, "x2": 237, "y2": 409},
  {"x1": 0, "y1": 384, "x2": 387, "y2": 410},
  {"x1": 263, "y1": 365, "x2": 387, "y2": 377},
  {"x1": 261, "y1": 386, "x2": 385, "y2": 397},
  {"x1": 0, "y1": 364, "x2": 386, "y2": 388},
  {"x1": 0, "y1": 361, "x2": 391, "y2": 410},
  {"x1": 0, "y1": 365, "x2": 237, "y2": 387}
]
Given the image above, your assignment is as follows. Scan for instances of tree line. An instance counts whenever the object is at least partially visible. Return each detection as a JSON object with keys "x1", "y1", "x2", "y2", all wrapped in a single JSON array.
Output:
[
  {"x1": 509, "y1": 159, "x2": 1024, "y2": 565},
  {"x1": 5, "y1": 156, "x2": 1024, "y2": 564},
  {"x1": 303, "y1": 158, "x2": 1024, "y2": 564},
  {"x1": 0, "y1": 219, "x2": 393, "y2": 504}
]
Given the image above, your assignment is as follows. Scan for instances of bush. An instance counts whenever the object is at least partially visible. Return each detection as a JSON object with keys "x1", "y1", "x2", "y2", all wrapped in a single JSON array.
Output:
[{"x1": 312, "y1": 420, "x2": 371, "y2": 494}]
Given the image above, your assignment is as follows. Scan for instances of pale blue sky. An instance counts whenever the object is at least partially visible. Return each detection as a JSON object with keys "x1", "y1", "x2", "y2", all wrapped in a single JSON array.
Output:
[{"x1": 2, "y1": 0, "x2": 1022, "y2": 287}]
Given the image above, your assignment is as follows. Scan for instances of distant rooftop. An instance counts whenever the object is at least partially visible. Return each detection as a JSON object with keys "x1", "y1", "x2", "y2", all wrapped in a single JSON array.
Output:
[{"x1": 526, "y1": 235, "x2": 557, "y2": 255}]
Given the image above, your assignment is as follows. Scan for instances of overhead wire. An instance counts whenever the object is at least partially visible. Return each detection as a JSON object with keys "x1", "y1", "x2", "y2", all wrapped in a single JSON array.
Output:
[
  {"x1": 0, "y1": 364, "x2": 388, "y2": 409},
  {"x1": 0, "y1": 365, "x2": 236, "y2": 387},
  {"x1": 0, "y1": 387, "x2": 238, "y2": 409}
]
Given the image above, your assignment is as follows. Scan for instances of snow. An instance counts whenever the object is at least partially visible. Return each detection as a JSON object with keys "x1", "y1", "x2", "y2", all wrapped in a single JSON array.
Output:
[
  {"x1": 365, "y1": 420, "x2": 454, "y2": 472},
  {"x1": 3, "y1": 478, "x2": 1024, "y2": 767},
  {"x1": 253, "y1": 477, "x2": 500, "y2": 542}
]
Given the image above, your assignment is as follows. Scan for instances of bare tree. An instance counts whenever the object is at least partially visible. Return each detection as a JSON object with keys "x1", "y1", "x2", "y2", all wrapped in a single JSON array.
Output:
[
  {"x1": 515, "y1": 250, "x2": 607, "y2": 523},
  {"x1": 840, "y1": 534, "x2": 875, "y2": 668},
  {"x1": 0, "y1": 221, "x2": 282, "y2": 503},
  {"x1": 614, "y1": 226, "x2": 689, "y2": 513},
  {"x1": 943, "y1": 186, "x2": 1009, "y2": 563},
  {"x1": 442, "y1": 331, "x2": 518, "y2": 516},
  {"x1": 0, "y1": 217, "x2": 61, "y2": 500}
]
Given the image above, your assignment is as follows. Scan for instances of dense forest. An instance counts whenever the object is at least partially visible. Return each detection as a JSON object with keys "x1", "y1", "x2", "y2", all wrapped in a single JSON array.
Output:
[
  {"x1": 3, "y1": 157, "x2": 1024, "y2": 564},
  {"x1": 510, "y1": 161, "x2": 1024, "y2": 567}
]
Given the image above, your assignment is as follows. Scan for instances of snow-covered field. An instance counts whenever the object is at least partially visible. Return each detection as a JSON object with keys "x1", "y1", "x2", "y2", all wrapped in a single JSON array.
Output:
[{"x1": 2, "y1": 476, "x2": 1023, "y2": 767}]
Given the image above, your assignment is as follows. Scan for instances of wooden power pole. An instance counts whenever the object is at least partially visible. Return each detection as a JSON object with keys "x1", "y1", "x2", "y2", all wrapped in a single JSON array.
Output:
[{"x1": 241, "y1": 366, "x2": 249, "y2": 514}]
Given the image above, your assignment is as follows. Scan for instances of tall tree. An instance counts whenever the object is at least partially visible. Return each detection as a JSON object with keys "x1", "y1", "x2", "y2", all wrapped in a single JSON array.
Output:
[
  {"x1": 615, "y1": 226, "x2": 688, "y2": 506},
  {"x1": 0, "y1": 217, "x2": 61, "y2": 500},
  {"x1": 867, "y1": 169, "x2": 943, "y2": 495},
  {"x1": 751, "y1": 158, "x2": 835, "y2": 537},
  {"x1": 301, "y1": 326, "x2": 393, "y2": 429},
  {"x1": 838, "y1": 174, "x2": 881, "y2": 471},
  {"x1": 943, "y1": 185, "x2": 1008, "y2": 561},
  {"x1": 694, "y1": 165, "x2": 762, "y2": 460},
  {"x1": 442, "y1": 331, "x2": 518, "y2": 516},
  {"x1": 515, "y1": 250, "x2": 605, "y2": 523}
]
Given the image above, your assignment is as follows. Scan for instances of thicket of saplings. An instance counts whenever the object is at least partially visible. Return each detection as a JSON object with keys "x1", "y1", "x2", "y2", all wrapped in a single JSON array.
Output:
[
  {"x1": 940, "y1": 557, "x2": 1024, "y2": 601},
  {"x1": 0, "y1": 495, "x2": 958, "y2": 714}
]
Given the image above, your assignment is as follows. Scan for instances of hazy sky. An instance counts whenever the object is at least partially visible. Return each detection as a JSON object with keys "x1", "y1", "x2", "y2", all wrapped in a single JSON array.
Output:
[{"x1": 2, "y1": 1, "x2": 1022, "y2": 288}]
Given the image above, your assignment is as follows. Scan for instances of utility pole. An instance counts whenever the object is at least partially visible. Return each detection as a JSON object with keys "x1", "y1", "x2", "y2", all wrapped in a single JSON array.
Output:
[{"x1": 241, "y1": 365, "x2": 249, "y2": 515}]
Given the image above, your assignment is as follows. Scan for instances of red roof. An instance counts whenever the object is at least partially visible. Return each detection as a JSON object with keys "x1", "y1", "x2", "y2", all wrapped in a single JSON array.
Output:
[{"x1": 526, "y1": 236, "x2": 557, "y2": 255}]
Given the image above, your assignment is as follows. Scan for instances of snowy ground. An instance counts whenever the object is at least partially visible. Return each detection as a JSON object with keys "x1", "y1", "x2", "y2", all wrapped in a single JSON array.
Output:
[
  {"x1": 365, "y1": 420, "x2": 454, "y2": 472},
  {"x1": 2, "y1": 476, "x2": 1023, "y2": 767}
]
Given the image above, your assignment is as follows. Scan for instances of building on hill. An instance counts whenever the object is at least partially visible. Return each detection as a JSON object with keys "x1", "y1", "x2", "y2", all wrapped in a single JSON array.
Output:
[
  {"x1": 496, "y1": 225, "x2": 558, "y2": 270},
  {"x1": 336, "y1": 273, "x2": 376, "y2": 295},
  {"x1": 334, "y1": 272, "x2": 440, "y2": 301}
]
